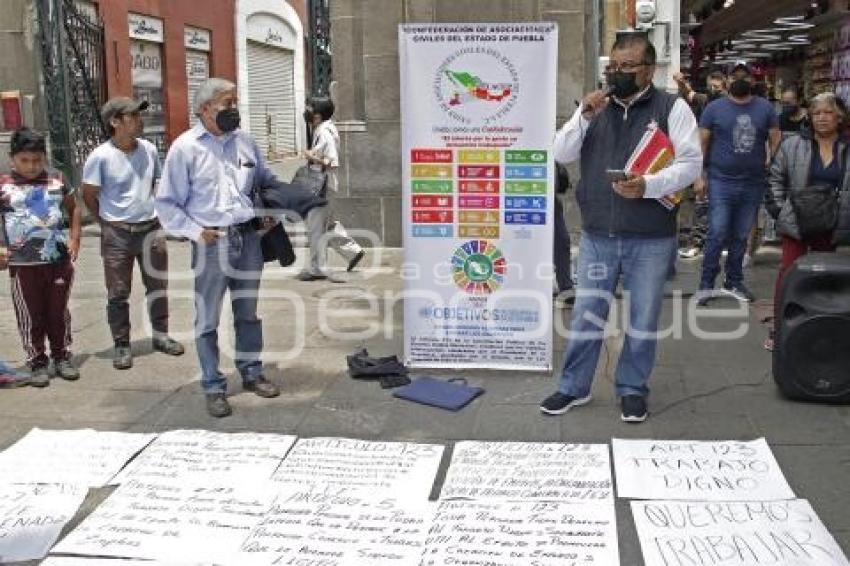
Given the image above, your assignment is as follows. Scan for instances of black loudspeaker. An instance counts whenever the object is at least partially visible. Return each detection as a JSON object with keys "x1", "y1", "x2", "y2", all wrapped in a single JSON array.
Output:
[{"x1": 774, "y1": 253, "x2": 850, "y2": 403}]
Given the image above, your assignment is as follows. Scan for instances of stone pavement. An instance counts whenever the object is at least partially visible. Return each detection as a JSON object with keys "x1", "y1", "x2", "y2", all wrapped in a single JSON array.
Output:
[{"x1": 0, "y1": 226, "x2": 848, "y2": 565}]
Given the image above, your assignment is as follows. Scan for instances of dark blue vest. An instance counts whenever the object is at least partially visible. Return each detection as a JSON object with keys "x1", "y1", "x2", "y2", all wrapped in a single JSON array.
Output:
[{"x1": 576, "y1": 87, "x2": 680, "y2": 238}]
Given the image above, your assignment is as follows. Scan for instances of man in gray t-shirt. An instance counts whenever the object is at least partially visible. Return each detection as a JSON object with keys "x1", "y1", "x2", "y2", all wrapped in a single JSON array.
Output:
[{"x1": 82, "y1": 97, "x2": 184, "y2": 370}]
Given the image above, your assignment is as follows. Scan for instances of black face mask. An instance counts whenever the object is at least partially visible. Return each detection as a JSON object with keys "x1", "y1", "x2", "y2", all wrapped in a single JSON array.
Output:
[
  {"x1": 729, "y1": 79, "x2": 752, "y2": 98},
  {"x1": 708, "y1": 91, "x2": 724, "y2": 102},
  {"x1": 609, "y1": 71, "x2": 641, "y2": 99},
  {"x1": 215, "y1": 107, "x2": 241, "y2": 133},
  {"x1": 782, "y1": 104, "x2": 799, "y2": 116}
]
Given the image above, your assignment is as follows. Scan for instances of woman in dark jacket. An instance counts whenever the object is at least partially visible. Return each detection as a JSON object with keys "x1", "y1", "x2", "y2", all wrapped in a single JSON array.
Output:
[{"x1": 764, "y1": 92, "x2": 850, "y2": 349}]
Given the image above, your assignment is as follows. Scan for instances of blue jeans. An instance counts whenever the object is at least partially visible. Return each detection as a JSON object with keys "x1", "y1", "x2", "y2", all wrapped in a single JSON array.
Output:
[
  {"x1": 558, "y1": 232, "x2": 676, "y2": 398},
  {"x1": 700, "y1": 179, "x2": 763, "y2": 288},
  {"x1": 192, "y1": 227, "x2": 264, "y2": 393}
]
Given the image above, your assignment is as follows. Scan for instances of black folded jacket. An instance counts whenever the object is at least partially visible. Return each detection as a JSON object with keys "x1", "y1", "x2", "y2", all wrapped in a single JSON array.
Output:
[{"x1": 347, "y1": 348, "x2": 408, "y2": 379}]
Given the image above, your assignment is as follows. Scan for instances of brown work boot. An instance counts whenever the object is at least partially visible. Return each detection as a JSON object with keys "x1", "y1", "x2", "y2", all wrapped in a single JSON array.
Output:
[
  {"x1": 243, "y1": 376, "x2": 280, "y2": 398},
  {"x1": 205, "y1": 393, "x2": 232, "y2": 418}
]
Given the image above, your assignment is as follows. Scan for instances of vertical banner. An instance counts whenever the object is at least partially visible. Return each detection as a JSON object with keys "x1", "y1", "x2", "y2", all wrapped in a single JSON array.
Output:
[{"x1": 400, "y1": 23, "x2": 557, "y2": 370}]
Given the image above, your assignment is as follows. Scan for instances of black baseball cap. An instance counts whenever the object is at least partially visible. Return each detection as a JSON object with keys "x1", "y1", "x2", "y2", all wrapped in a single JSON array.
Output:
[{"x1": 101, "y1": 97, "x2": 149, "y2": 124}]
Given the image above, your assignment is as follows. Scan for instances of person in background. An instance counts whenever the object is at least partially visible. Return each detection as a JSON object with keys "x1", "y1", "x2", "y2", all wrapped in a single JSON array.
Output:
[
  {"x1": 778, "y1": 87, "x2": 810, "y2": 139},
  {"x1": 82, "y1": 97, "x2": 184, "y2": 370},
  {"x1": 553, "y1": 161, "x2": 574, "y2": 307},
  {"x1": 298, "y1": 98, "x2": 365, "y2": 281},
  {"x1": 696, "y1": 62, "x2": 781, "y2": 305},
  {"x1": 155, "y1": 78, "x2": 281, "y2": 418},
  {"x1": 674, "y1": 70, "x2": 726, "y2": 120},
  {"x1": 672, "y1": 71, "x2": 725, "y2": 260},
  {"x1": 764, "y1": 92, "x2": 848, "y2": 350},
  {"x1": 539, "y1": 33, "x2": 701, "y2": 423},
  {"x1": 0, "y1": 128, "x2": 81, "y2": 387}
]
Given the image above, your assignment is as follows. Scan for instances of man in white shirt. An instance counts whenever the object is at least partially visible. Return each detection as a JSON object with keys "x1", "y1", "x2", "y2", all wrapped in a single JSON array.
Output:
[
  {"x1": 539, "y1": 34, "x2": 702, "y2": 423},
  {"x1": 299, "y1": 98, "x2": 365, "y2": 280},
  {"x1": 82, "y1": 97, "x2": 184, "y2": 371}
]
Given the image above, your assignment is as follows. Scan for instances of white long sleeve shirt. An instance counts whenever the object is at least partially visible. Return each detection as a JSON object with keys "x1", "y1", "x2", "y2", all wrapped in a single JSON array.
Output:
[{"x1": 553, "y1": 94, "x2": 703, "y2": 199}]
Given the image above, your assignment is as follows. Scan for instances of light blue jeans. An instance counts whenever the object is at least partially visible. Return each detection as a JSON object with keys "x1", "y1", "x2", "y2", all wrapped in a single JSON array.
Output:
[
  {"x1": 558, "y1": 231, "x2": 676, "y2": 398},
  {"x1": 191, "y1": 227, "x2": 264, "y2": 393}
]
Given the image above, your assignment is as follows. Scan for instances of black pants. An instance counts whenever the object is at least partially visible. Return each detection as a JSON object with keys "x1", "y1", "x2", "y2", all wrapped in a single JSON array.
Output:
[{"x1": 553, "y1": 195, "x2": 573, "y2": 292}]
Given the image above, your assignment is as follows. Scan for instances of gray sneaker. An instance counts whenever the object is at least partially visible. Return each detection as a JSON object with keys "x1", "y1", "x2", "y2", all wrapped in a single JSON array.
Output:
[
  {"x1": 29, "y1": 365, "x2": 50, "y2": 388},
  {"x1": 113, "y1": 345, "x2": 133, "y2": 370},
  {"x1": 721, "y1": 281, "x2": 756, "y2": 303},
  {"x1": 53, "y1": 358, "x2": 79, "y2": 381}
]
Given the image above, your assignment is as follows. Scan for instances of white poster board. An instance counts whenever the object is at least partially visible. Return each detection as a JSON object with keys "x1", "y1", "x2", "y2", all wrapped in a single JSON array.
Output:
[
  {"x1": 423, "y1": 499, "x2": 619, "y2": 565},
  {"x1": 111, "y1": 429, "x2": 296, "y2": 485},
  {"x1": 0, "y1": 428, "x2": 155, "y2": 487},
  {"x1": 0, "y1": 484, "x2": 87, "y2": 563},
  {"x1": 239, "y1": 485, "x2": 434, "y2": 565},
  {"x1": 53, "y1": 479, "x2": 271, "y2": 562},
  {"x1": 613, "y1": 438, "x2": 796, "y2": 501},
  {"x1": 43, "y1": 560, "x2": 211, "y2": 565},
  {"x1": 400, "y1": 23, "x2": 558, "y2": 370},
  {"x1": 271, "y1": 437, "x2": 444, "y2": 500},
  {"x1": 440, "y1": 441, "x2": 612, "y2": 501},
  {"x1": 632, "y1": 499, "x2": 850, "y2": 566}
]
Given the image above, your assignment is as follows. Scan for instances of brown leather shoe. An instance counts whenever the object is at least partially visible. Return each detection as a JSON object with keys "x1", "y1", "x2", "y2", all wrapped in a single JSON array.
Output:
[{"x1": 243, "y1": 376, "x2": 280, "y2": 398}]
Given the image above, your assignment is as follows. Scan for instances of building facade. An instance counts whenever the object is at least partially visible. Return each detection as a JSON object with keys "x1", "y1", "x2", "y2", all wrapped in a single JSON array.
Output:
[
  {"x1": 236, "y1": 0, "x2": 308, "y2": 160},
  {"x1": 84, "y1": 0, "x2": 307, "y2": 157},
  {"x1": 330, "y1": 0, "x2": 598, "y2": 247},
  {"x1": 81, "y1": 0, "x2": 237, "y2": 153}
]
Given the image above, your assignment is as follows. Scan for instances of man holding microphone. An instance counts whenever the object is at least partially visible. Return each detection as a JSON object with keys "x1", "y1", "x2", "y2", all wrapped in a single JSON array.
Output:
[{"x1": 539, "y1": 33, "x2": 702, "y2": 423}]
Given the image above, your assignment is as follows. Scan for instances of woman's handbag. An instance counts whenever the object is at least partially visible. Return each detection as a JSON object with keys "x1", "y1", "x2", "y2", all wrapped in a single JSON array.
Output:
[
  {"x1": 792, "y1": 143, "x2": 847, "y2": 238},
  {"x1": 791, "y1": 183, "x2": 840, "y2": 237},
  {"x1": 291, "y1": 165, "x2": 328, "y2": 199}
]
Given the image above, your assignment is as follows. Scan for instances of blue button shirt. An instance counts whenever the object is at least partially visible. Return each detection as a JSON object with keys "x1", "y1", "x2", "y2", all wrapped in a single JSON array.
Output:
[{"x1": 155, "y1": 122, "x2": 275, "y2": 241}]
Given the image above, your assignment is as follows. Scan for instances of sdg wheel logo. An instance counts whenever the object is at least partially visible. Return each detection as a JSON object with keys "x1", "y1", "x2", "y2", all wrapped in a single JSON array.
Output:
[{"x1": 451, "y1": 240, "x2": 506, "y2": 295}]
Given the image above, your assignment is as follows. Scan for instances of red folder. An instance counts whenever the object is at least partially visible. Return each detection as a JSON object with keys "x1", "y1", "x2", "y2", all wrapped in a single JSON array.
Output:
[{"x1": 624, "y1": 121, "x2": 683, "y2": 210}]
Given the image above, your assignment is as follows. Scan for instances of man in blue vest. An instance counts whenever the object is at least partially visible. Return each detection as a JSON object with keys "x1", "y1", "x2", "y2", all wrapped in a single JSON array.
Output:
[{"x1": 540, "y1": 33, "x2": 702, "y2": 423}]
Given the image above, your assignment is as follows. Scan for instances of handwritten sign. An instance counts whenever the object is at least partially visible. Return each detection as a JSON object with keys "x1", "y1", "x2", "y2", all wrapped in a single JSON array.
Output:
[
  {"x1": 271, "y1": 437, "x2": 444, "y2": 500},
  {"x1": 632, "y1": 499, "x2": 850, "y2": 566},
  {"x1": 0, "y1": 428, "x2": 155, "y2": 487},
  {"x1": 0, "y1": 483, "x2": 87, "y2": 563},
  {"x1": 52, "y1": 479, "x2": 272, "y2": 561},
  {"x1": 239, "y1": 485, "x2": 434, "y2": 565},
  {"x1": 422, "y1": 499, "x2": 619, "y2": 565},
  {"x1": 439, "y1": 441, "x2": 612, "y2": 502},
  {"x1": 613, "y1": 438, "x2": 796, "y2": 501},
  {"x1": 111, "y1": 429, "x2": 296, "y2": 486},
  {"x1": 43, "y1": 559, "x2": 213, "y2": 565}
]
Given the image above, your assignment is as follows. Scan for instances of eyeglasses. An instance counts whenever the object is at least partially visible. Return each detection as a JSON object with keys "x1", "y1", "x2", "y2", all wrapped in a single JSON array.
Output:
[{"x1": 605, "y1": 62, "x2": 650, "y2": 73}]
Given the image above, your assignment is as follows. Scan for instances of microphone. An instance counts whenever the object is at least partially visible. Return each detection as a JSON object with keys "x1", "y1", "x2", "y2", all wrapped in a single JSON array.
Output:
[{"x1": 581, "y1": 86, "x2": 615, "y2": 116}]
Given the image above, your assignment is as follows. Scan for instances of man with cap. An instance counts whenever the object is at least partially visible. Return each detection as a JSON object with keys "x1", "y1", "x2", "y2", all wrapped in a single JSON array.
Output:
[
  {"x1": 695, "y1": 62, "x2": 781, "y2": 305},
  {"x1": 82, "y1": 97, "x2": 184, "y2": 370}
]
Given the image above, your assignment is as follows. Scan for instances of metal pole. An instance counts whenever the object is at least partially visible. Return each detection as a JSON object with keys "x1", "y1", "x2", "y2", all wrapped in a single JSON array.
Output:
[
  {"x1": 650, "y1": 0, "x2": 680, "y2": 93},
  {"x1": 55, "y1": 0, "x2": 78, "y2": 186}
]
